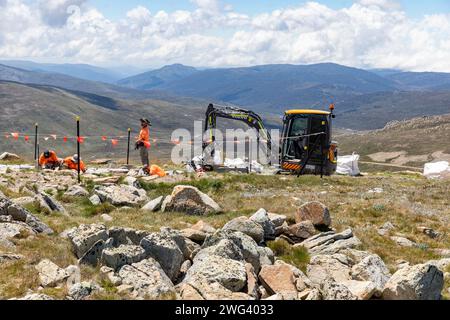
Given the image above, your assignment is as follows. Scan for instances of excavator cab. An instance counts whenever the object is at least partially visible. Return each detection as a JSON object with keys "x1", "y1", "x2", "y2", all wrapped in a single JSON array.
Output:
[{"x1": 280, "y1": 105, "x2": 338, "y2": 176}]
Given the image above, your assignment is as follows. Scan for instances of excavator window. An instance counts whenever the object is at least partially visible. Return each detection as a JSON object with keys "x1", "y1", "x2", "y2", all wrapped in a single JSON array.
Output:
[
  {"x1": 284, "y1": 115, "x2": 308, "y2": 159},
  {"x1": 291, "y1": 116, "x2": 308, "y2": 136},
  {"x1": 283, "y1": 114, "x2": 329, "y2": 161}
]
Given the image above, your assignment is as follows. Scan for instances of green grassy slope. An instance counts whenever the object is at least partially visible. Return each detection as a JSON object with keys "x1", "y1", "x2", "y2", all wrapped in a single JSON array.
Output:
[
  {"x1": 337, "y1": 114, "x2": 450, "y2": 168},
  {"x1": 0, "y1": 81, "x2": 205, "y2": 162}
]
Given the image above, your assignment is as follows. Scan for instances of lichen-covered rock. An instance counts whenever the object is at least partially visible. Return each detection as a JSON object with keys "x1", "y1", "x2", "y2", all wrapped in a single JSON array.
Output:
[
  {"x1": 286, "y1": 221, "x2": 316, "y2": 242},
  {"x1": 162, "y1": 185, "x2": 222, "y2": 215},
  {"x1": 65, "y1": 265, "x2": 81, "y2": 290},
  {"x1": 341, "y1": 280, "x2": 377, "y2": 300},
  {"x1": 101, "y1": 245, "x2": 147, "y2": 270},
  {"x1": 12, "y1": 293, "x2": 55, "y2": 300},
  {"x1": 257, "y1": 246, "x2": 275, "y2": 268},
  {"x1": 0, "y1": 222, "x2": 35, "y2": 244},
  {"x1": 320, "y1": 278, "x2": 358, "y2": 300},
  {"x1": 382, "y1": 263, "x2": 444, "y2": 300},
  {"x1": 250, "y1": 209, "x2": 275, "y2": 241},
  {"x1": 142, "y1": 196, "x2": 164, "y2": 212},
  {"x1": 259, "y1": 264, "x2": 298, "y2": 300},
  {"x1": 36, "y1": 192, "x2": 67, "y2": 214},
  {"x1": 89, "y1": 195, "x2": 101, "y2": 206},
  {"x1": 95, "y1": 185, "x2": 148, "y2": 207},
  {"x1": 64, "y1": 185, "x2": 89, "y2": 197},
  {"x1": 79, "y1": 238, "x2": 113, "y2": 266},
  {"x1": 140, "y1": 233, "x2": 184, "y2": 281},
  {"x1": 35, "y1": 259, "x2": 69, "y2": 288},
  {"x1": 12, "y1": 197, "x2": 35, "y2": 207},
  {"x1": 0, "y1": 152, "x2": 20, "y2": 160},
  {"x1": 307, "y1": 254, "x2": 352, "y2": 286},
  {"x1": 223, "y1": 217, "x2": 265, "y2": 243},
  {"x1": 124, "y1": 176, "x2": 141, "y2": 188},
  {"x1": 305, "y1": 288, "x2": 322, "y2": 300},
  {"x1": 195, "y1": 239, "x2": 244, "y2": 262},
  {"x1": 183, "y1": 254, "x2": 247, "y2": 292},
  {"x1": 177, "y1": 260, "x2": 192, "y2": 283},
  {"x1": 203, "y1": 229, "x2": 267, "y2": 272},
  {"x1": 295, "y1": 201, "x2": 331, "y2": 228},
  {"x1": 390, "y1": 236, "x2": 416, "y2": 247},
  {"x1": 118, "y1": 258, "x2": 176, "y2": 299},
  {"x1": 245, "y1": 263, "x2": 260, "y2": 299},
  {"x1": 68, "y1": 281, "x2": 101, "y2": 300},
  {"x1": 177, "y1": 279, "x2": 253, "y2": 300},
  {"x1": 300, "y1": 229, "x2": 361, "y2": 256},
  {"x1": 267, "y1": 213, "x2": 287, "y2": 228},
  {"x1": 176, "y1": 283, "x2": 205, "y2": 300},
  {"x1": 275, "y1": 260, "x2": 313, "y2": 290},
  {"x1": 0, "y1": 194, "x2": 53, "y2": 234},
  {"x1": 191, "y1": 220, "x2": 216, "y2": 234},
  {"x1": 427, "y1": 258, "x2": 450, "y2": 273},
  {"x1": 108, "y1": 227, "x2": 149, "y2": 247},
  {"x1": 352, "y1": 254, "x2": 391, "y2": 295},
  {"x1": 180, "y1": 228, "x2": 207, "y2": 243},
  {"x1": 160, "y1": 227, "x2": 201, "y2": 261},
  {"x1": 66, "y1": 224, "x2": 109, "y2": 258}
]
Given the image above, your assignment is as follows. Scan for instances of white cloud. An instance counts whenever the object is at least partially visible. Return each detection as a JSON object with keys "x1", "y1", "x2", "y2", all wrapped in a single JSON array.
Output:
[
  {"x1": 0, "y1": 0, "x2": 450, "y2": 71},
  {"x1": 358, "y1": 0, "x2": 401, "y2": 11},
  {"x1": 38, "y1": 0, "x2": 88, "y2": 27},
  {"x1": 190, "y1": 0, "x2": 221, "y2": 12}
]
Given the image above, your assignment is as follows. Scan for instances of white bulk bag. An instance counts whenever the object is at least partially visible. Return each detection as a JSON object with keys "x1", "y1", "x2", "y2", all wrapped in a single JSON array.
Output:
[
  {"x1": 336, "y1": 153, "x2": 360, "y2": 176},
  {"x1": 423, "y1": 161, "x2": 450, "y2": 179}
]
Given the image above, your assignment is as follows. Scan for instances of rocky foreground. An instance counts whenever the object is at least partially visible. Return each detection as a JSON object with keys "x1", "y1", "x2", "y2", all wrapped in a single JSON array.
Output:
[{"x1": 0, "y1": 168, "x2": 448, "y2": 300}]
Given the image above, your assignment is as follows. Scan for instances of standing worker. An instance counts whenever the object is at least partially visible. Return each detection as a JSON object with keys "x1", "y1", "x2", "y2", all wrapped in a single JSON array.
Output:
[
  {"x1": 135, "y1": 118, "x2": 152, "y2": 174},
  {"x1": 63, "y1": 154, "x2": 87, "y2": 173}
]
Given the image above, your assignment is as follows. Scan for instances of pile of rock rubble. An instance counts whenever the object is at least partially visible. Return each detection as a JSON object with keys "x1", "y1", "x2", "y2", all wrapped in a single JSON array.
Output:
[
  {"x1": 1, "y1": 177, "x2": 448, "y2": 300},
  {"x1": 18, "y1": 201, "x2": 447, "y2": 300}
]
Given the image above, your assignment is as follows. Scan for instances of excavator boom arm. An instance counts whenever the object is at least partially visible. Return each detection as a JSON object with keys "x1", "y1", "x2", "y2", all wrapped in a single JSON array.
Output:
[{"x1": 203, "y1": 103, "x2": 272, "y2": 158}]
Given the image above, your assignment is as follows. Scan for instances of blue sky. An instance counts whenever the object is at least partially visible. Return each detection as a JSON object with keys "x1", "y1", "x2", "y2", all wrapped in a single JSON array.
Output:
[
  {"x1": 3, "y1": 0, "x2": 450, "y2": 70},
  {"x1": 89, "y1": 0, "x2": 450, "y2": 20}
]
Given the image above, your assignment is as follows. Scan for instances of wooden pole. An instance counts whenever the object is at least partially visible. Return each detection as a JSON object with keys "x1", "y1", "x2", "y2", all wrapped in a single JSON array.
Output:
[
  {"x1": 34, "y1": 123, "x2": 38, "y2": 161},
  {"x1": 76, "y1": 116, "x2": 81, "y2": 184},
  {"x1": 127, "y1": 128, "x2": 131, "y2": 165}
]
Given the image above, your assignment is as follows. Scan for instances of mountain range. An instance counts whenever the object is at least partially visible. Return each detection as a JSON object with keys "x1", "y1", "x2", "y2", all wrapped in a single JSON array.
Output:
[
  {"x1": 0, "y1": 80, "x2": 205, "y2": 161},
  {"x1": 0, "y1": 60, "x2": 144, "y2": 83},
  {"x1": 1, "y1": 60, "x2": 450, "y2": 135}
]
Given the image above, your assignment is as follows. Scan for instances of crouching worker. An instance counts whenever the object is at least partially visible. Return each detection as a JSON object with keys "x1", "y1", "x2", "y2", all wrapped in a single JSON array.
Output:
[
  {"x1": 39, "y1": 150, "x2": 62, "y2": 170},
  {"x1": 63, "y1": 154, "x2": 86, "y2": 173}
]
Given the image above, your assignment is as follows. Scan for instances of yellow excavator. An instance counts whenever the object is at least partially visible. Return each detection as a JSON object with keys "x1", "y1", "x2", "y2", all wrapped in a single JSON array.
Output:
[
  {"x1": 199, "y1": 103, "x2": 338, "y2": 176},
  {"x1": 280, "y1": 104, "x2": 338, "y2": 176}
]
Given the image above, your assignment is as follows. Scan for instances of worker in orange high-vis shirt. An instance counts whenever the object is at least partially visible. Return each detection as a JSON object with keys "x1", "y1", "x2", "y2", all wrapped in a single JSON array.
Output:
[
  {"x1": 135, "y1": 118, "x2": 152, "y2": 173},
  {"x1": 63, "y1": 154, "x2": 86, "y2": 173},
  {"x1": 39, "y1": 150, "x2": 62, "y2": 170}
]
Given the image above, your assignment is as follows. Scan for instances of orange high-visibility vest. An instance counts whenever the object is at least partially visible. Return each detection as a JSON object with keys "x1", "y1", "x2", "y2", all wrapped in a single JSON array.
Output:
[
  {"x1": 39, "y1": 151, "x2": 59, "y2": 167},
  {"x1": 64, "y1": 157, "x2": 86, "y2": 172},
  {"x1": 137, "y1": 126, "x2": 151, "y2": 148}
]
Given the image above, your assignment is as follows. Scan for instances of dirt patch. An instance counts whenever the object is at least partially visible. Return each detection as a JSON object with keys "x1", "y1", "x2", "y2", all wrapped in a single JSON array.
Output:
[
  {"x1": 391, "y1": 154, "x2": 430, "y2": 166},
  {"x1": 368, "y1": 151, "x2": 405, "y2": 162},
  {"x1": 368, "y1": 151, "x2": 431, "y2": 166},
  {"x1": 431, "y1": 151, "x2": 450, "y2": 162}
]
